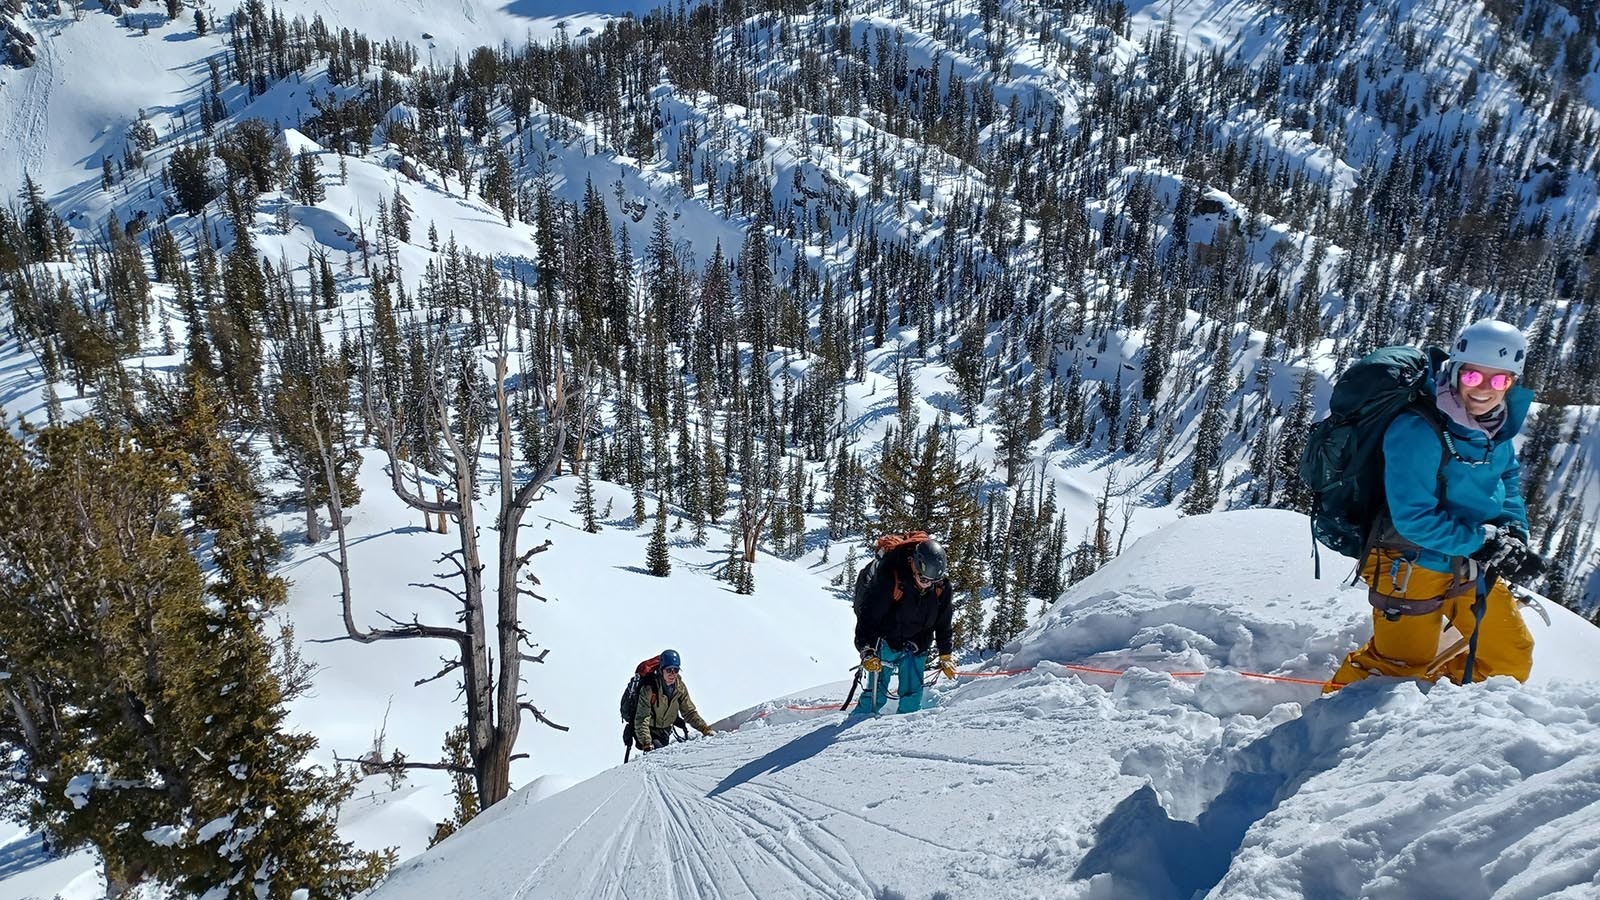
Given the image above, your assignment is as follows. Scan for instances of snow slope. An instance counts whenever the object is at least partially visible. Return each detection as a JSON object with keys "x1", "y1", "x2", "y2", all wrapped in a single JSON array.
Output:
[
  {"x1": 275, "y1": 449, "x2": 860, "y2": 816},
  {"x1": 361, "y1": 509, "x2": 1600, "y2": 900},
  {"x1": 0, "y1": 0, "x2": 667, "y2": 200}
]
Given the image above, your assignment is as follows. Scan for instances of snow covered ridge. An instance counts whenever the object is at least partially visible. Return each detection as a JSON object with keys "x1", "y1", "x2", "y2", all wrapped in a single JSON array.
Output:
[{"x1": 361, "y1": 510, "x2": 1600, "y2": 900}]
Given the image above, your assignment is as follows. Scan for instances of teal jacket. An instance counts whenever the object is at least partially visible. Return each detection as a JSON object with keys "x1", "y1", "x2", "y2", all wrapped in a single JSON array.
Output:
[{"x1": 1383, "y1": 352, "x2": 1532, "y2": 573}]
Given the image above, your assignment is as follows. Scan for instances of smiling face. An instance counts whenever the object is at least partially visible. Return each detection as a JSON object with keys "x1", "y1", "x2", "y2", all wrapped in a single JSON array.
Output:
[
  {"x1": 1457, "y1": 364, "x2": 1515, "y2": 416},
  {"x1": 662, "y1": 666, "x2": 680, "y2": 686}
]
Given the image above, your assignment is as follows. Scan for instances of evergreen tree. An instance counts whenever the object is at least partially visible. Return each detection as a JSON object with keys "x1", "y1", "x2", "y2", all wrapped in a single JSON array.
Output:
[
  {"x1": 0, "y1": 421, "x2": 388, "y2": 899},
  {"x1": 575, "y1": 459, "x2": 599, "y2": 533},
  {"x1": 724, "y1": 527, "x2": 745, "y2": 587},
  {"x1": 872, "y1": 418, "x2": 983, "y2": 537},
  {"x1": 168, "y1": 144, "x2": 218, "y2": 216},
  {"x1": 265, "y1": 314, "x2": 360, "y2": 543},
  {"x1": 736, "y1": 551, "x2": 756, "y2": 594},
  {"x1": 953, "y1": 588, "x2": 986, "y2": 651},
  {"x1": 647, "y1": 495, "x2": 672, "y2": 576},
  {"x1": 1184, "y1": 348, "x2": 1230, "y2": 515},
  {"x1": 1275, "y1": 371, "x2": 1317, "y2": 512},
  {"x1": 293, "y1": 150, "x2": 325, "y2": 204},
  {"x1": 20, "y1": 174, "x2": 58, "y2": 262},
  {"x1": 427, "y1": 726, "x2": 479, "y2": 847},
  {"x1": 391, "y1": 184, "x2": 412, "y2": 243},
  {"x1": 704, "y1": 437, "x2": 727, "y2": 524}
]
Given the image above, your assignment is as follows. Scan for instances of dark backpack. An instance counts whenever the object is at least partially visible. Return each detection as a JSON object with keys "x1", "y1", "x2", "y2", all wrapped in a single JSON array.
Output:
[
  {"x1": 852, "y1": 531, "x2": 942, "y2": 614},
  {"x1": 619, "y1": 656, "x2": 684, "y2": 748},
  {"x1": 619, "y1": 655, "x2": 662, "y2": 725},
  {"x1": 1298, "y1": 346, "x2": 1447, "y2": 572}
]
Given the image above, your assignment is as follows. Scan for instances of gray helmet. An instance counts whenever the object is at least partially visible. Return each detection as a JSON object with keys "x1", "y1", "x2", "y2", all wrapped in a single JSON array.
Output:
[
  {"x1": 911, "y1": 539, "x2": 948, "y2": 582},
  {"x1": 1449, "y1": 318, "x2": 1527, "y2": 377}
]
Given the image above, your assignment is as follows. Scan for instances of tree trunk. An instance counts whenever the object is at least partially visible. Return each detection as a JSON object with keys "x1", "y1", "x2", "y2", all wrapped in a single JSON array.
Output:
[
  {"x1": 103, "y1": 857, "x2": 148, "y2": 899},
  {"x1": 477, "y1": 739, "x2": 513, "y2": 807},
  {"x1": 304, "y1": 471, "x2": 321, "y2": 544}
]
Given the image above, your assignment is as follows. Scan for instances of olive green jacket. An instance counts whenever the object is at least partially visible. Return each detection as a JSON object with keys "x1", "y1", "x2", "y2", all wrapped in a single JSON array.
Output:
[{"x1": 632, "y1": 675, "x2": 709, "y2": 749}]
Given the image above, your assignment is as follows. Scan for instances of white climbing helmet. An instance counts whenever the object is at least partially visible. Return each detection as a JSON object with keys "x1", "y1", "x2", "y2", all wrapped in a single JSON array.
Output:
[{"x1": 1449, "y1": 318, "x2": 1527, "y2": 377}]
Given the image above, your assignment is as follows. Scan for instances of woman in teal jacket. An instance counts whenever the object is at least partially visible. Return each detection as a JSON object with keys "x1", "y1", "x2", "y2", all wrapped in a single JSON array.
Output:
[{"x1": 1330, "y1": 319, "x2": 1545, "y2": 687}]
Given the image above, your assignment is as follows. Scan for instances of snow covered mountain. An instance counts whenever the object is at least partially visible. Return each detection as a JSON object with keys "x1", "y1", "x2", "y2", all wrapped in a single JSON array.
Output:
[
  {"x1": 3, "y1": 0, "x2": 1600, "y2": 896},
  {"x1": 359, "y1": 510, "x2": 1600, "y2": 900},
  {"x1": 1, "y1": 0, "x2": 1594, "y2": 599}
]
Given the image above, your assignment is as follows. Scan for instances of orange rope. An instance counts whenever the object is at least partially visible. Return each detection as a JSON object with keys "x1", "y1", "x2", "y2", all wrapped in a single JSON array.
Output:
[
  {"x1": 768, "y1": 661, "x2": 1327, "y2": 713},
  {"x1": 1166, "y1": 670, "x2": 1328, "y2": 687}
]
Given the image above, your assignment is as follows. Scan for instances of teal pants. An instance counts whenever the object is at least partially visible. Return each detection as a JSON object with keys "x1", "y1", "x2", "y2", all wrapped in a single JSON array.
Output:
[{"x1": 855, "y1": 639, "x2": 928, "y2": 714}]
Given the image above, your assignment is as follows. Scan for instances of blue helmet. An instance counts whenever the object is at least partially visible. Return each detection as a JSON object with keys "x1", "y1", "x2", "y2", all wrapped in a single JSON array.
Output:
[{"x1": 659, "y1": 649, "x2": 681, "y2": 669}]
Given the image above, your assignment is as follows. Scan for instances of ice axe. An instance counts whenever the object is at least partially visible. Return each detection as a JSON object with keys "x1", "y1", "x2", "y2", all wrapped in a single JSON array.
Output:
[
  {"x1": 1502, "y1": 579, "x2": 1553, "y2": 626},
  {"x1": 1422, "y1": 572, "x2": 1548, "y2": 681},
  {"x1": 1434, "y1": 567, "x2": 1556, "y2": 683}
]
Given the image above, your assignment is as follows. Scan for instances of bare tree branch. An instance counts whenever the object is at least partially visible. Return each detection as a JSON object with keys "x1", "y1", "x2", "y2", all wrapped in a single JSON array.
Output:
[
  {"x1": 414, "y1": 658, "x2": 464, "y2": 688},
  {"x1": 514, "y1": 539, "x2": 553, "y2": 569},
  {"x1": 517, "y1": 702, "x2": 569, "y2": 732},
  {"x1": 333, "y1": 755, "x2": 472, "y2": 775},
  {"x1": 408, "y1": 582, "x2": 469, "y2": 607}
]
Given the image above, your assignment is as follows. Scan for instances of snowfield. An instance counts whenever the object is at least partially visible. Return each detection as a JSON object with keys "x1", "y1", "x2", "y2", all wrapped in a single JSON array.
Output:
[
  {"x1": 358, "y1": 510, "x2": 1600, "y2": 900},
  {"x1": 3, "y1": 0, "x2": 1600, "y2": 895}
]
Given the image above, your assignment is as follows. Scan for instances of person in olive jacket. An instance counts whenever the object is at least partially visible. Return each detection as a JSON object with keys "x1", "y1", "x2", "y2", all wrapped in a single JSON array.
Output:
[{"x1": 632, "y1": 649, "x2": 712, "y2": 752}]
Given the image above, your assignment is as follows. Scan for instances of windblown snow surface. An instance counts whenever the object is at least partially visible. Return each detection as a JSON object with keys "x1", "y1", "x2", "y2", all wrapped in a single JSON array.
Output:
[{"x1": 360, "y1": 509, "x2": 1600, "y2": 900}]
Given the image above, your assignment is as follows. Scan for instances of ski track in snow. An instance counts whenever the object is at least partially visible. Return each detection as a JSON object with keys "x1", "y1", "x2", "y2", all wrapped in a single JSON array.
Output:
[{"x1": 12, "y1": 17, "x2": 54, "y2": 185}]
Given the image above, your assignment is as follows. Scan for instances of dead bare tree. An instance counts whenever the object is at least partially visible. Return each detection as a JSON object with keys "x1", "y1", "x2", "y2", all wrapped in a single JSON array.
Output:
[
  {"x1": 1117, "y1": 492, "x2": 1137, "y2": 556},
  {"x1": 738, "y1": 490, "x2": 775, "y2": 563},
  {"x1": 313, "y1": 307, "x2": 592, "y2": 810},
  {"x1": 1094, "y1": 466, "x2": 1132, "y2": 566}
]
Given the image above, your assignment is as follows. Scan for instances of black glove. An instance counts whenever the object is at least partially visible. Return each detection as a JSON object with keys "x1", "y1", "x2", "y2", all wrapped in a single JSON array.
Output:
[
  {"x1": 1472, "y1": 526, "x2": 1534, "y2": 578},
  {"x1": 1504, "y1": 548, "x2": 1547, "y2": 583}
]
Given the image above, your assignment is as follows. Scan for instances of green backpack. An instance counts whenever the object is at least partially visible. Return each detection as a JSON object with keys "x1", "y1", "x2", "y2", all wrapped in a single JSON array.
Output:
[{"x1": 1298, "y1": 346, "x2": 1447, "y2": 573}]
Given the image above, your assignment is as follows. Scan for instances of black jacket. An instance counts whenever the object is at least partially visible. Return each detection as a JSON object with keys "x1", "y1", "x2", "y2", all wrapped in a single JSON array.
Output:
[{"x1": 853, "y1": 544, "x2": 954, "y2": 656}]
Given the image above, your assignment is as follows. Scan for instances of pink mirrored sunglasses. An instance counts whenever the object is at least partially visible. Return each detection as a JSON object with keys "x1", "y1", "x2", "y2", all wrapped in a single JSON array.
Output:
[{"x1": 1459, "y1": 368, "x2": 1514, "y2": 391}]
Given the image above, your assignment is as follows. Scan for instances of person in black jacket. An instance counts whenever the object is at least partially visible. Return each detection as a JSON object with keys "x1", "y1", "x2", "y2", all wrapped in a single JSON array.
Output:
[{"x1": 852, "y1": 536, "x2": 956, "y2": 714}]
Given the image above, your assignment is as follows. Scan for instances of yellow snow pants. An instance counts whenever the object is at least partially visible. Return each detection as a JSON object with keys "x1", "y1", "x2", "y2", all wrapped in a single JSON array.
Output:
[{"x1": 1326, "y1": 553, "x2": 1533, "y2": 690}]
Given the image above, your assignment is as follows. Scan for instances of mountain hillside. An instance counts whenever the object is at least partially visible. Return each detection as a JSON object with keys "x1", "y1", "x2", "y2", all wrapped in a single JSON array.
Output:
[
  {"x1": 360, "y1": 510, "x2": 1600, "y2": 900},
  {"x1": 2, "y1": 0, "x2": 1600, "y2": 896}
]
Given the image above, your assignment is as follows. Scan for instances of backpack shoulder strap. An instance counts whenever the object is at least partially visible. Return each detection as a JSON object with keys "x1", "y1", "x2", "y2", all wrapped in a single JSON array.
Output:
[{"x1": 1409, "y1": 401, "x2": 1449, "y2": 500}]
